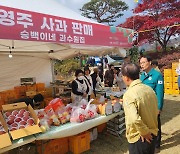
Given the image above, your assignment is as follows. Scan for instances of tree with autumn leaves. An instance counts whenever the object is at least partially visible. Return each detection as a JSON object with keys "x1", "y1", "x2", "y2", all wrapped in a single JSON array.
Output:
[{"x1": 120, "y1": 0, "x2": 180, "y2": 52}]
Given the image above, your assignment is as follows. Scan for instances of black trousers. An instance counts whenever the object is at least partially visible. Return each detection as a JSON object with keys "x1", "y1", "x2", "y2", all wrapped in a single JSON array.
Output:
[
  {"x1": 156, "y1": 114, "x2": 161, "y2": 148},
  {"x1": 88, "y1": 95, "x2": 90, "y2": 101},
  {"x1": 129, "y1": 135, "x2": 157, "y2": 154}
]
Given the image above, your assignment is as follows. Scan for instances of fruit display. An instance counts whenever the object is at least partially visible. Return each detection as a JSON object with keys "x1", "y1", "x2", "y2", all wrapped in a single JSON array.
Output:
[
  {"x1": 3, "y1": 109, "x2": 35, "y2": 131},
  {"x1": 36, "y1": 98, "x2": 71, "y2": 132},
  {"x1": 35, "y1": 96, "x2": 122, "y2": 132}
]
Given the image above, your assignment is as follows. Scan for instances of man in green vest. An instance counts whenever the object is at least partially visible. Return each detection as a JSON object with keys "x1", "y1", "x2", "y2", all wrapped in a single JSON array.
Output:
[{"x1": 140, "y1": 55, "x2": 164, "y2": 151}]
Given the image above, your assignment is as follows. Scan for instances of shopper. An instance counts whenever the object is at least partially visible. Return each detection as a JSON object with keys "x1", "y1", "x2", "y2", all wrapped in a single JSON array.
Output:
[
  {"x1": 84, "y1": 66, "x2": 93, "y2": 101},
  {"x1": 113, "y1": 67, "x2": 126, "y2": 91},
  {"x1": 91, "y1": 67, "x2": 101, "y2": 97},
  {"x1": 104, "y1": 64, "x2": 114, "y2": 87},
  {"x1": 140, "y1": 55, "x2": 164, "y2": 150},
  {"x1": 151, "y1": 60, "x2": 161, "y2": 72},
  {"x1": 71, "y1": 69, "x2": 89, "y2": 105},
  {"x1": 122, "y1": 63, "x2": 158, "y2": 154}
]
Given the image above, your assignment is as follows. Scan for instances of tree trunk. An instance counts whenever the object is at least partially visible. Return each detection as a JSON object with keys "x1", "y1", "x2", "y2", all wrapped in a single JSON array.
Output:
[{"x1": 161, "y1": 42, "x2": 167, "y2": 53}]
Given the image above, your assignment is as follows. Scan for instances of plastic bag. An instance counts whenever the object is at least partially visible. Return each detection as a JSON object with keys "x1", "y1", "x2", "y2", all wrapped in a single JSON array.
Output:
[
  {"x1": 49, "y1": 98, "x2": 65, "y2": 113},
  {"x1": 79, "y1": 99, "x2": 88, "y2": 109},
  {"x1": 44, "y1": 105, "x2": 60, "y2": 126},
  {"x1": 39, "y1": 118, "x2": 51, "y2": 132},
  {"x1": 70, "y1": 108, "x2": 86, "y2": 123},
  {"x1": 55, "y1": 106, "x2": 70, "y2": 124},
  {"x1": 85, "y1": 104, "x2": 98, "y2": 120},
  {"x1": 65, "y1": 103, "x2": 74, "y2": 114},
  {"x1": 99, "y1": 96, "x2": 105, "y2": 103}
]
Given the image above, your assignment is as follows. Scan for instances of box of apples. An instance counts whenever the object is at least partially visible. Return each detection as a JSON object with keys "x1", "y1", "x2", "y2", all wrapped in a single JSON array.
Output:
[
  {"x1": 2, "y1": 102, "x2": 42, "y2": 140},
  {"x1": 0, "y1": 112, "x2": 12, "y2": 149}
]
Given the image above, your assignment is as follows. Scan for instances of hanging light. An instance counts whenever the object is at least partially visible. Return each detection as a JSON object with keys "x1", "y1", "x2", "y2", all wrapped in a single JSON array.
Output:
[{"x1": 8, "y1": 47, "x2": 13, "y2": 58}]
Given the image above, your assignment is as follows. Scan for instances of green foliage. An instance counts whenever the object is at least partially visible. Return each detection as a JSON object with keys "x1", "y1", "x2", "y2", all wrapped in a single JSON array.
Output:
[
  {"x1": 54, "y1": 59, "x2": 80, "y2": 77},
  {"x1": 129, "y1": 46, "x2": 140, "y2": 64},
  {"x1": 80, "y1": 0, "x2": 128, "y2": 26}
]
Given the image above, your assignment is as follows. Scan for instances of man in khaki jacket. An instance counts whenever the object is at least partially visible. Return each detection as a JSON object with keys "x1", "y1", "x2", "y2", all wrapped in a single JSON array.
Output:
[{"x1": 121, "y1": 63, "x2": 158, "y2": 154}]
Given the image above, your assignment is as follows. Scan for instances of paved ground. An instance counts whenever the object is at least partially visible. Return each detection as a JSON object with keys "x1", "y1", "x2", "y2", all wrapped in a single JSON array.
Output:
[{"x1": 84, "y1": 94, "x2": 180, "y2": 154}]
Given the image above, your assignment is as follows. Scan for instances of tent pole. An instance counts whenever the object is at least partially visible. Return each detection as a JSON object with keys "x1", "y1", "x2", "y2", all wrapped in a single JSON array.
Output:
[{"x1": 50, "y1": 58, "x2": 55, "y2": 97}]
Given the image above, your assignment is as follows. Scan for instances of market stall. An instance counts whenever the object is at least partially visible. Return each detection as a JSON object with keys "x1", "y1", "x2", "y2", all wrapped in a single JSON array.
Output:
[
  {"x1": 0, "y1": 0, "x2": 132, "y2": 91},
  {"x1": 0, "y1": 111, "x2": 124, "y2": 153},
  {"x1": 0, "y1": 0, "x2": 130, "y2": 153}
]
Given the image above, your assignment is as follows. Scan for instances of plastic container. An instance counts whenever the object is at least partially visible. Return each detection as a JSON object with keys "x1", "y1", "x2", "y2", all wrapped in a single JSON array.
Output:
[
  {"x1": 37, "y1": 137, "x2": 69, "y2": 154},
  {"x1": 69, "y1": 131, "x2": 90, "y2": 154}
]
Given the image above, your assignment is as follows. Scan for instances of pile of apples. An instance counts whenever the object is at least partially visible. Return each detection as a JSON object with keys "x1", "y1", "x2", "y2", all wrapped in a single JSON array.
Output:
[
  {"x1": 4, "y1": 109, "x2": 35, "y2": 131},
  {"x1": 0, "y1": 121, "x2": 6, "y2": 135}
]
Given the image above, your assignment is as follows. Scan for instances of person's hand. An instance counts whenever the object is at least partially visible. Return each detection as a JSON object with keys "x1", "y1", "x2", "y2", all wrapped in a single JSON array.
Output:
[
  {"x1": 119, "y1": 99, "x2": 123, "y2": 105},
  {"x1": 105, "y1": 83, "x2": 108, "y2": 87},
  {"x1": 158, "y1": 110, "x2": 161, "y2": 114},
  {"x1": 83, "y1": 93, "x2": 87, "y2": 97},
  {"x1": 141, "y1": 133, "x2": 153, "y2": 143}
]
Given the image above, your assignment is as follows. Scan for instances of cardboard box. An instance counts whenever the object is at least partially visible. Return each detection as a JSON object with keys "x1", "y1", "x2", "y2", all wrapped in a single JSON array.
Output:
[
  {"x1": 0, "y1": 112, "x2": 12, "y2": 149},
  {"x1": 37, "y1": 137, "x2": 69, "y2": 154},
  {"x1": 97, "y1": 123, "x2": 107, "y2": 133},
  {"x1": 2, "y1": 102, "x2": 42, "y2": 140},
  {"x1": 26, "y1": 91, "x2": 36, "y2": 97}
]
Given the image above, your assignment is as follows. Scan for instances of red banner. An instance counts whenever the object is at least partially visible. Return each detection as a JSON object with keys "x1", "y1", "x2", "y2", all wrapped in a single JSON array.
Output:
[{"x1": 0, "y1": 6, "x2": 132, "y2": 48}]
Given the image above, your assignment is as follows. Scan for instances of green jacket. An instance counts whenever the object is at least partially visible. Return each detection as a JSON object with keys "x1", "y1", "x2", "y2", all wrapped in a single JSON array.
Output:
[{"x1": 140, "y1": 68, "x2": 164, "y2": 110}]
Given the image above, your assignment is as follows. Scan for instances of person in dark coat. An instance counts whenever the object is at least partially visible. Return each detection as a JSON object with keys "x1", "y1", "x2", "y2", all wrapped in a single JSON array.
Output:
[
  {"x1": 90, "y1": 68, "x2": 100, "y2": 97},
  {"x1": 104, "y1": 64, "x2": 115, "y2": 87}
]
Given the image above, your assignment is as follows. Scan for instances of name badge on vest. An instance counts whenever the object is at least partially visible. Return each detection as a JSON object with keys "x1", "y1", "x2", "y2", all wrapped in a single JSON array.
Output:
[{"x1": 158, "y1": 81, "x2": 163, "y2": 84}]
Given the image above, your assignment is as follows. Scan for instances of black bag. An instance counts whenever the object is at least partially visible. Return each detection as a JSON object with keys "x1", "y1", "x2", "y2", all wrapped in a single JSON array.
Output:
[{"x1": 33, "y1": 93, "x2": 44, "y2": 103}]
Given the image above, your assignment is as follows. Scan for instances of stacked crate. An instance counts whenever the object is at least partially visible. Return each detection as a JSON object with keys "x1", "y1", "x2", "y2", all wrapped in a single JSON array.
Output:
[
  {"x1": 164, "y1": 69, "x2": 173, "y2": 94},
  {"x1": 106, "y1": 111, "x2": 126, "y2": 137},
  {"x1": 172, "y1": 62, "x2": 179, "y2": 94},
  {"x1": 164, "y1": 63, "x2": 179, "y2": 95}
]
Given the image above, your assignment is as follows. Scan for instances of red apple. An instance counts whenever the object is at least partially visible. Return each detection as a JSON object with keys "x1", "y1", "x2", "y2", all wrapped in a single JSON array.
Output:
[
  {"x1": 22, "y1": 116, "x2": 29, "y2": 121},
  {"x1": 0, "y1": 130, "x2": 6, "y2": 135},
  {"x1": 47, "y1": 119, "x2": 53, "y2": 126},
  {"x1": 7, "y1": 119, "x2": 14, "y2": 125},
  {"x1": 19, "y1": 109, "x2": 26, "y2": 115},
  {"x1": 27, "y1": 118, "x2": 34, "y2": 126},
  {"x1": 11, "y1": 122, "x2": 18, "y2": 128},
  {"x1": 14, "y1": 117, "x2": 21, "y2": 122},
  {"x1": 19, "y1": 125, "x2": 25, "y2": 129},
  {"x1": 10, "y1": 127, "x2": 17, "y2": 131},
  {"x1": 4, "y1": 112, "x2": 12, "y2": 118},
  {"x1": 23, "y1": 111, "x2": 30, "y2": 117},
  {"x1": 19, "y1": 121, "x2": 27, "y2": 125},
  {"x1": 12, "y1": 110, "x2": 18, "y2": 116},
  {"x1": 16, "y1": 113, "x2": 24, "y2": 118},
  {"x1": 8, "y1": 115, "x2": 16, "y2": 121}
]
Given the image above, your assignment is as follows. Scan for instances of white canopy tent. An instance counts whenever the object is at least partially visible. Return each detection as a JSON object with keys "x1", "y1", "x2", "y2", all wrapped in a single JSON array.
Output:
[{"x1": 0, "y1": 0, "x2": 132, "y2": 90}]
